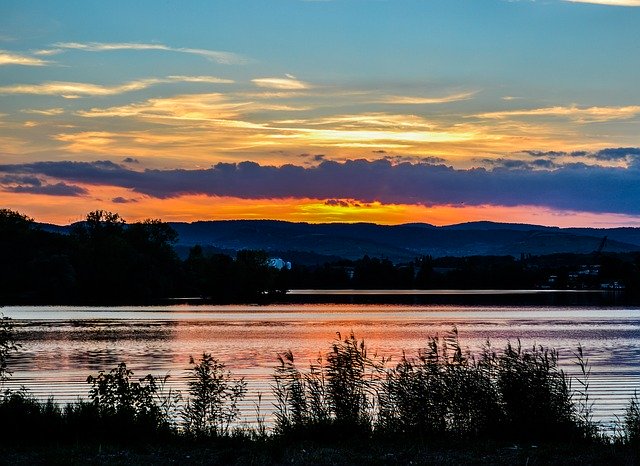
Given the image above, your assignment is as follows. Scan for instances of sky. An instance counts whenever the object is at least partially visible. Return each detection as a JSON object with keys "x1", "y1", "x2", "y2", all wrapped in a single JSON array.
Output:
[{"x1": 1, "y1": 0, "x2": 640, "y2": 227}]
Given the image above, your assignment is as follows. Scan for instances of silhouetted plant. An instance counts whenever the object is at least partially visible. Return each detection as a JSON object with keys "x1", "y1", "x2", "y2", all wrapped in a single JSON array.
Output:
[
  {"x1": 573, "y1": 344, "x2": 600, "y2": 440},
  {"x1": 273, "y1": 350, "x2": 310, "y2": 433},
  {"x1": 495, "y1": 340, "x2": 576, "y2": 441},
  {"x1": 623, "y1": 392, "x2": 640, "y2": 446},
  {"x1": 86, "y1": 362, "x2": 175, "y2": 437},
  {"x1": 273, "y1": 351, "x2": 331, "y2": 435},
  {"x1": 0, "y1": 315, "x2": 18, "y2": 385},
  {"x1": 182, "y1": 352, "x2": 247, "y2": 438},
  {"x1": 0, "y1": 390, "x2": 64, "y2": 444},
  {"x1": 326, "y1": 332, "x2": 382, "y2": 430},
  {"x1": 378, "y1": 328, "x2": 501, "y2": 438},
  {"x1": 273, "y1": 333, "x2": 383, "y2": 438}
]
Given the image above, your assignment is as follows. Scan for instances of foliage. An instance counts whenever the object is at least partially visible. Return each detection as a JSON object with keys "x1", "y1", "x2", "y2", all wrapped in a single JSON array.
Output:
[
  {"x1": 378, "y1": 328, "x2": 502, "y2": 438},
  {"x1": 273, "y1": 332, "x2": 383, "y2": 438},
  {"x1": 573, "y1": 344, "x2": 600, "y2": 440},
  {"x1": 0, "y1": 334, "x2": 639, "y2": 451},
  {"x1": 182, "y1": 353, "x2": 247, "y2": 438},
  {"x1": 623, "y1": 392, "x2": 640, "y2": 446},
  {"x1": 494, "y1": 340, "x2": 576, "y2": 441},
  {"x1": 4, "y1": 207, "x2": 640, "y2": 305},
  {"x1": 273, "y1": 351, "x2": 330, "y2": 435},
  {"x1": 325, "y1": 332, "x2": 382, "y2": 429},
  {"x1": 0, "y1": 315, "x2": 18, "y2": 384},
  {"x1": 86, "y1": 362, "x2": 177, "y2": 436},
  {"x1": 275, "y1": 329, "x2": 595, "y2": 443},
  {"x1": 0, "y1": 391, "x2": 64, "y2": 444}
]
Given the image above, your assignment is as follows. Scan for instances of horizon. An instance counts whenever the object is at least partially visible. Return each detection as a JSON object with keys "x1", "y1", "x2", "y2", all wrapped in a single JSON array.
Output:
[
  {"x1": 2, "y1": 1, "x2": 640, "y2": 228},
  {"x1": 31, "y1": 212, "x2": 637, "y2": 231}
]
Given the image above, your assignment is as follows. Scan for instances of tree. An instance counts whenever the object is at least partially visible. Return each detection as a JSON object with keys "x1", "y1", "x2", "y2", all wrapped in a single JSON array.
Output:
[{"x1": 0, "y1": 316, "x2": 18, "y2": 384}]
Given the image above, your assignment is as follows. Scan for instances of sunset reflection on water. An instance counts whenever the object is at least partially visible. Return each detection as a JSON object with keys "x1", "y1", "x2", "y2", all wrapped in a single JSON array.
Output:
[{"x1": 4, "y1": 303, "x2": 640, "y2": 430}]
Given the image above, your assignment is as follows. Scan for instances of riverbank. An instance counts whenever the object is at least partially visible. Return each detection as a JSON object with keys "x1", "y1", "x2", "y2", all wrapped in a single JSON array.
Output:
[{"x1": 1, "y1": 439, "x2": 637, "y2": 465}]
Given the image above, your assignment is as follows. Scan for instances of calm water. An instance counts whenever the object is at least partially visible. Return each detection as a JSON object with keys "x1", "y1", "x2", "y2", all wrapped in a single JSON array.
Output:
[{"x1": 3, "y1": 300, "x2": 640, "y2": 430}]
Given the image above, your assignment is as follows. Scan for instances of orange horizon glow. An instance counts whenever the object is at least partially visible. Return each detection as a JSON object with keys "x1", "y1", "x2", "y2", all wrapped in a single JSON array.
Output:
[{"x1": 3, "y1": 190, "x2": 640, "y2": 229}]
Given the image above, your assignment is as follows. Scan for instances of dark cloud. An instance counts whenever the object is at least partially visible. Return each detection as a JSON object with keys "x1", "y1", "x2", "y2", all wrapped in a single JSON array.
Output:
[
  {"x1": 531, "y1": 158, "x2": 556, "y2": 169},
  {"x1": 384, "y1": 155, "x2": 445, "y2": 165},
  {"x1": 297, "y1": 153, "x2": 326, "y2": 162},
  {"x1": 5, "y1": 182, "x2": 88, "y2": 196},
  {"x1": 0, "y1": 174, "x2": 43, "y2": 186},
  {"x1": 122, "y1": 157, "x2": 140, "y2": 164},
  {"x1": 325, "y1": 199, "x2": 351, "y2": 207},
  {"x1": 521, "y1": 147, "x2": 640, "y2": 162},
  {"x1": 324, "y1": 199, "x2": 366, "y2": 208},
  {"x1": 483, "y1": 158, "x2": 557, "y2": 170},
  {"x1": 594, "y1": 147, "x2": 640, "y2": 161},
  {"x1": 112, "y1": 196, "x2": 138, "y2": 204},
  {"x1": 522, "y1": 150, "x2": 568, "y2": 158},
  {"x1": 2, "y1": 154, "x2": 640, "y2": 214}
]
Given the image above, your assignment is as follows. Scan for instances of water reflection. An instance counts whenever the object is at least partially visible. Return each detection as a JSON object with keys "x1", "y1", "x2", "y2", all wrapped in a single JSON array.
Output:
[{"x1": 3, "y1": 303, "x2": 640, "y2": 430}]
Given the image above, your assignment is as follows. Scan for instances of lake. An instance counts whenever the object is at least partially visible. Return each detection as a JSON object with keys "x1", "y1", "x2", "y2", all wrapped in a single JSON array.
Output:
[{"x1": 3, "y1": 296, "x2": 640, "y2": 431}]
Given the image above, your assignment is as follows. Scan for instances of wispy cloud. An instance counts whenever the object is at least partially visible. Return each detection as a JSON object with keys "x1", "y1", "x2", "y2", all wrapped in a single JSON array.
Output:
[
  {"x1": 21, "y1": 108, "x2": 65, "y2": 116},
  {"x1": 252, "y1": 76, "x2": 310, "y2": 90},
  {"x1": 0, "y1": 75, "x2": 233, "y2": 98},
  {"x1": 77, "y1": 93, "x2": 249, "y2": 121},
  {"x1": 167, "y1": 75, "x2": 233, "y2": 84},
  {"x1": 32, "y1": 49, "x2": 64, "y2": 56},
  {"x1": 377, "y1": 91, "x2": 477, "y2": 105},
  {"x1": 475, "y1": 105, "x2": 640, "y2": 123},
  {"x1": 76, "y1": 91, "x2": 307, "y2": 124},
  {"x1": 0, "y1": 50, "x2": 49, "y2": 66},
  {"x1": 565, "y1": 0, "x2": 640, "y2": 6},
  {"x1": 52, "y1": 41, "x2": 247, "y2": 64},
  {"x1": 0, "y1": 79, "x2": 161, "y2": 98}
]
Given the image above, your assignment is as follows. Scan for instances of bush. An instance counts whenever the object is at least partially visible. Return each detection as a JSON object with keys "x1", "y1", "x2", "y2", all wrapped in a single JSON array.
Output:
[
  {"x1": 623, "y1": 392, "x2": 640, "y2": 446},
  {"x1": 0, "y1": 315, "x2": 18, "y2": 384},
  {"x1": 182, "y1": 353, "x2": 247, "y2": 438},
  {"x1": 494, "y1": 341, "x2": 577, "y2": 441},
  {"x1": 0, "y1": 390, "x2": 64, "y2": 444},
  {"x1": 86, "y1": 362, "x2": 177, "y2": 441},
  {"x1": 378, "y1": 328, "x2": 502, "y2": 438},
  {"x1": 273, "y1": 332, "x2": 383, "y2": 439}
]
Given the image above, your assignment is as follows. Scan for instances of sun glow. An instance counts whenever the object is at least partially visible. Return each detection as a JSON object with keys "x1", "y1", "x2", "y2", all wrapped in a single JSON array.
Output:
[{"x1": 3, "y1": 187, "x2": 639, "y2": 229}]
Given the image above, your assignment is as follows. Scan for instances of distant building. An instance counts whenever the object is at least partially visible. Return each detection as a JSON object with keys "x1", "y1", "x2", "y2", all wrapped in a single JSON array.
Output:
[{"x1": 268, "y1": 257, "x2": 292, "y2": 270}]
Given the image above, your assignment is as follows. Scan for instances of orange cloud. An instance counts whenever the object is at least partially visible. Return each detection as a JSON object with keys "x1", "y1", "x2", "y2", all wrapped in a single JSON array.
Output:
[{"x1": 3, "y1": 188, "x2": 640, "y2": 229}]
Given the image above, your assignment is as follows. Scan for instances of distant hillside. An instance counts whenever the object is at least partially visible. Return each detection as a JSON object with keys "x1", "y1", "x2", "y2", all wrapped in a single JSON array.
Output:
[
  {"x1": 168, "y1": 221, "x2": 640, "y2": 262},
  {"x1": 40, "y1": 220, "x2": 640, "y2": 263}
]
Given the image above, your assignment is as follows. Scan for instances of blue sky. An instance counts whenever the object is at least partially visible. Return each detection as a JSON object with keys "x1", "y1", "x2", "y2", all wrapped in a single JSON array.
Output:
[{"x1": 1, "y1": 0, "x2": 640, "y2": 225}]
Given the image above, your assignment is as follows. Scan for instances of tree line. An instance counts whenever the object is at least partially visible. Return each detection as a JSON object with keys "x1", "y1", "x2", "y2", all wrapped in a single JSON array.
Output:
[
  {"x1": 2, "y1": 208, "x2": 640, "y2": 305},
  {"x1": 0, "y1": 209, "x2": 283, "y2": 304}
]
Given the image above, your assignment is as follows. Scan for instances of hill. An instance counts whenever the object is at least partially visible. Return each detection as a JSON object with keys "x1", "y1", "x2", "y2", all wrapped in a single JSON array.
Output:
[
  {"x1": 164, "y1": 221, "x2": 640, "y2": 262},
  {"x1": 40, "y1": 220, "x2": 640, "y2": 263}
]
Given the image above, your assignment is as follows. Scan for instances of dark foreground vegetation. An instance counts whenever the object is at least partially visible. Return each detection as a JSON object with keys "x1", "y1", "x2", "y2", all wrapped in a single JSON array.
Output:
[
  {"x1": 3, "y1": 208, "x2": 640, "y2": 305},
  {"x1": 1, "y1": 317, "x2": 640, "y2": 464}
]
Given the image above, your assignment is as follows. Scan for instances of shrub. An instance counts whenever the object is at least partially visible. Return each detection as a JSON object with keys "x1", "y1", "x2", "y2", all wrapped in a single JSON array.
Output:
[
  {"x1": 182, "y1": 353, "x2": 247, "y2": 438},
  {"x1": 623, "y1": 392, "x2": 640, "y2": 446},
  {"x1": 86, "y1": 362, "x2": 176, "y2": 440},
  {"x1": 0, "y1": 315, "x2": 18, "y2": 385},
  {"x1": 0, "y1": 391, "x2": 64, "y2": 444},
  {"x1": 273, "y1": 332, "x2": 383, "y2": 439},
  {"x1": 378, "y1": 328, "x2": 501, "y2": 438},
  {"x1": 273, "y1": 350, "x2": 330, "y2": 435},
  {"x1": 495, "y1": 341, "x2": 577, "y2": 441},
  {"x1": 326, "y1": 332, "x2": 381, "y2": 430}
]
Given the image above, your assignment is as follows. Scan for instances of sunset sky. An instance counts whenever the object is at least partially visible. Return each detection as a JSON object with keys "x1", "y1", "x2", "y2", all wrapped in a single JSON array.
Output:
[{"x1": 1, "y1": 0, "x2": 640, "y2": 227}]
